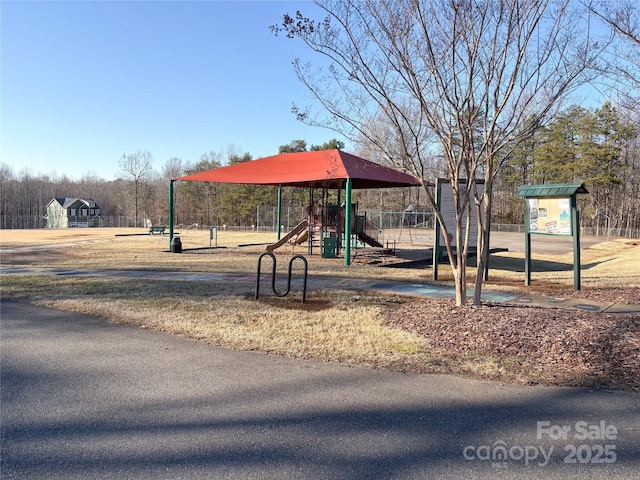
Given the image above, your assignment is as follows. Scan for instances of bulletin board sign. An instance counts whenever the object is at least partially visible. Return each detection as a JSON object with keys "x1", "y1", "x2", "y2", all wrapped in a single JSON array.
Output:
[
  {"x1": 516, "y1": 183, "x2": 589, "y2": 291},
  {"x1": 528, "y1": 197, "x2": 572, "y2": 235}
]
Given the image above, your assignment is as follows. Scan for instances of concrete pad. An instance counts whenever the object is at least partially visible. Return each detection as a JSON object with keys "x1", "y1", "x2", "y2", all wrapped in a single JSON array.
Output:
[
  {"x1": 603, "y1": 303, "x2": 640, "y2": 314},
  {"x1": 508, "y1": 296, "x2": 614, "y2": 313}
]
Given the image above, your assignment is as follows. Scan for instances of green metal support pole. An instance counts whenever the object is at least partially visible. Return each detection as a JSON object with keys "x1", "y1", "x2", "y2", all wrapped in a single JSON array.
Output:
[
  {"x1": 336, "y1": 187, "x2": 341, "y2": 256},
  {"x1": 168, "y1": 180, "x2": 175, "y2": 251},
  {"x1": 433, "y1": 180, "x2": 441, "y2": 281},
  {"x1": 524, "y1": 198, "x2": 531, "y2": 286},
  {"x1": 525, "y1": 233, "x2": 531, "y2": 286},
  {"x1": 276, "y1": 185, "x2": 282, "y2": 241},
  {"x1": 573, "y1": 201, "x2": 581, "y2": 291},
  {"x1": 308, "y1": 187, "x2": 313, "y2": 255},
  {"x1": 344, "y1": 178, "x2": 352, "y2": 266}
]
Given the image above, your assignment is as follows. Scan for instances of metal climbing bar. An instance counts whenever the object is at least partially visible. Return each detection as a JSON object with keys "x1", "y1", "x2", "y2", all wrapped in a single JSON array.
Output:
[{"x1": 255, "y1": 252, "x2": 308, "y2": 303}]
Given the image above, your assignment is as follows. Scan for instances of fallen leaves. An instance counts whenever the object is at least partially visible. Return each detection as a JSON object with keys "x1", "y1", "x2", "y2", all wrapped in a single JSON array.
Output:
[{"x1": 385, "y1": 290, "x2": 640, "y2": 390}]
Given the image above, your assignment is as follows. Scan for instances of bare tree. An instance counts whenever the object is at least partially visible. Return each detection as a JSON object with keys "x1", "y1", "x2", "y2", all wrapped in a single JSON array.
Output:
[
  {"x1": 273, "y1": 0, "x2": 602, "y2": 305},
  {"x1": 118, "y1": 150, "x2": 154, "y2": 227},
  {"x1": 0, "y1": 163, "x2": 16, "y2": 228},
  {"x1": 584, "y1": 0, "x2": 640, "y2": 108},
  {"x1": 162, "y1": 157, "x2": 184, "y2": 182}
]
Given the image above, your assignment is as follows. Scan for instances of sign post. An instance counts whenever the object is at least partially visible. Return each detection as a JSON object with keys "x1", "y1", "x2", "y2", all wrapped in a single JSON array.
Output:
[
  {"x1": 433, "y1": 178, "x2": 485, "y2": 280},
  {"x1": 516, "y1": 183, "x2": 588, "y2": 291}
]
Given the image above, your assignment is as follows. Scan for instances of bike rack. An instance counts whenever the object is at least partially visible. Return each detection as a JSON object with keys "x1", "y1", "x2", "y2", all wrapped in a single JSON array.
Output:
[{"x1": 255, "y1": 252, "x2": 308, "y2": 304}]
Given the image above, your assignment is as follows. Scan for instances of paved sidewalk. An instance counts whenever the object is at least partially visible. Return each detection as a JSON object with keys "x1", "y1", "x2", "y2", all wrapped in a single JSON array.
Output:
[
  {"x1": 3, "y1": 266, "x2": 639, "y2": 313},
  {"x1": 2, "y1": 300, "x2": 639, "y2": 480}
]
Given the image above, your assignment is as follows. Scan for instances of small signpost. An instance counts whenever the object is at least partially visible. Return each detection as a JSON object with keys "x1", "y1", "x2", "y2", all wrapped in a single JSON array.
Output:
[
  {"x1": 210, "y1": 226, "x2": 217, "y2": 249},
  {"x1": 433, "y1": 178, "x2": 485, "y2": 281},
  {"x1": 515, "y1": 183, "x2": 589, "y2": 291}
]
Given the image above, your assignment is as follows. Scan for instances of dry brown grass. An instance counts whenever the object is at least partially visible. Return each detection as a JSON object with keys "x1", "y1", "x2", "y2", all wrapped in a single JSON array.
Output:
[
  {"x1": 437, "y1": 239, "x2": 640, "y2": 291},
  {"x1": 3, "y1": 228, "x2": 638, "y2": 288},
  {"x1": 2, "y1": 228, "x2": 639, "y2": 388},
  {"x1": 2, "y1": 274, "x2": 437, "y2": 373},
  {"x1": 0, "y1": 228, "x2": 431, "y2": 282},
  {"x1": 0, "y1": 227, "x2": 145, "y2": 247}
]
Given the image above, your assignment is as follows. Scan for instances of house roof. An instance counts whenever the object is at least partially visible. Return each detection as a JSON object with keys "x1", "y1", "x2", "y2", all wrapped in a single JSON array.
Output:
[
  {"x1": 175, "y1": 150, "x2": 427, "y2": 189},
  {"x1": 48, "y1": 197, "x2": 100, "y2": 209},
  {"x1": 515, "y1": 183, "x2": 589, "y2": 198}
]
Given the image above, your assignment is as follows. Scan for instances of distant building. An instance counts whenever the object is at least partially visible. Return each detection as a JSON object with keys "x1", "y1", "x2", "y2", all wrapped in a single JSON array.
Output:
[{"x1": 45, "y1": 198, "x2": 103, "y2": 228}]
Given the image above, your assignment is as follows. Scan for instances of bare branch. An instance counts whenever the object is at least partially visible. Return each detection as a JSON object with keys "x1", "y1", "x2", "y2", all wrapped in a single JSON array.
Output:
[{"x1": 273, "y1": 0, "x2": 602, "y2": 305}]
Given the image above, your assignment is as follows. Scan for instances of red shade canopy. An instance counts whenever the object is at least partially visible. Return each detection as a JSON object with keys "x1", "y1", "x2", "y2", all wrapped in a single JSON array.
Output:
[{"x1": 176, "y1": 149, "x2": 426, "y2": 189}]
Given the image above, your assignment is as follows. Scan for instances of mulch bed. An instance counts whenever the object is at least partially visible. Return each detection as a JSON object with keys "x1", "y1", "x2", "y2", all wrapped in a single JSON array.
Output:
[{"x1": 385, "y1": 288, "x2": 640, "y2": 390}]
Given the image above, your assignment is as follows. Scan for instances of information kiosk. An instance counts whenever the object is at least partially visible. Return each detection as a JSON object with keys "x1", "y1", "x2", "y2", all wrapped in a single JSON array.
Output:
[{"x1": 515, "y1": 183, "x2": 589, "y2": 291}]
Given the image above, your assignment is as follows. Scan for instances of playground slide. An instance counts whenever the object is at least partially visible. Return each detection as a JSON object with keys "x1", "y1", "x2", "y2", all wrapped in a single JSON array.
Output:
[
  {"x1": 265, "y1": 220, "x2": 309, "y2": 252},
  {"x1": 357, "y1": 232, "x2": 383, "y2": 248}
]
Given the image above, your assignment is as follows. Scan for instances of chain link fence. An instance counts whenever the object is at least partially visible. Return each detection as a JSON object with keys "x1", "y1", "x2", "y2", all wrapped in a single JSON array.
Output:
[
  {"x1": 2, "y1": 211, "x2": 639, "y2": 238},
  {"x1": 255, "y1": 207, "x2": 436, "y2": 232},
  {"x1": 0, "y1": 215, "x2": 132, "y2": 229}
]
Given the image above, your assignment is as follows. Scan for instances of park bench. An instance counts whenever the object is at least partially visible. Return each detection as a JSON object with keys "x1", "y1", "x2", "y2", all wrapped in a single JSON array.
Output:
[{"x1": 149, "y1": 225, "x2": 167, "y2": 235}]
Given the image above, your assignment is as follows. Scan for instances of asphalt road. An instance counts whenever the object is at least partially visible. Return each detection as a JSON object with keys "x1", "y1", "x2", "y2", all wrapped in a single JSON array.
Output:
[
  {"x1": 489, "y1": 231, "x2": 605, "y2": 255},
  {"x1": 380, "y1": 229, "x2": 606, "y2": 255},
  {"x1": 2, "y1": 300, "x2": 639, "y2": 480}
]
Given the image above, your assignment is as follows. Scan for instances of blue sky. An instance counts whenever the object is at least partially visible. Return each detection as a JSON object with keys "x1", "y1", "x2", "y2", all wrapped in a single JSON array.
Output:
[{"x1": 1, "y1": 0, "x2": 340, "y2": 180}]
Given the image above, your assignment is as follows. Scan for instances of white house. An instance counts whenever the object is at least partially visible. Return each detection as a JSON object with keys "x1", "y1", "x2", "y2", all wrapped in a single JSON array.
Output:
[{"x1": 45, "y1": 198, "x2": 102, "y2": 228}]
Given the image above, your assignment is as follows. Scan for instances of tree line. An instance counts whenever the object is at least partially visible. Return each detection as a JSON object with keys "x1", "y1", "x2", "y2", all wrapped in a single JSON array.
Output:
[
  {"x1": 495, "y1": 102, "x2": 640, "y2": 236},
  {"x1": 2, "y1": 101, "x2": 638, "y2": 236},
  {"x1": 0, "y1": 140, "x2": 341, "y2": 229}
]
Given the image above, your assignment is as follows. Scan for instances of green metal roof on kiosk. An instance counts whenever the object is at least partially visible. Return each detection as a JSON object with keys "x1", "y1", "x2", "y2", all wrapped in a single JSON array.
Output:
[{"x1": 515, "y1": 182, "x2": 588, "y2": 198}]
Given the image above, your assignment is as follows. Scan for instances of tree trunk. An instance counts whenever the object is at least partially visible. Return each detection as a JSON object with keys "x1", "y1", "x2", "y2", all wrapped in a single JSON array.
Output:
[
  {"x1": 473, "y1": 181, "x2": 492, "y2": 305},
  {"x1": 453, "y1": 214, "x2": 467, "y2": 306}
]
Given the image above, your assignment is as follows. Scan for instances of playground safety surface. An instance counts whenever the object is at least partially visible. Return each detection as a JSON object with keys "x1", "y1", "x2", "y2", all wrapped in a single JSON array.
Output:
[{"x1": 3, "y1": 266, "x2": 639, "y2": 314}]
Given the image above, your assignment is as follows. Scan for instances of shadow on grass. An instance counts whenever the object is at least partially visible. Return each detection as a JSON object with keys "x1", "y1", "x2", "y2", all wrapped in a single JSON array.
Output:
[
  {"x1": 485, "y1": 255, "x2": 615, "y2": 273},
  {"x1": 382, "y1": 249, "x2": 615, "y2": 273}
]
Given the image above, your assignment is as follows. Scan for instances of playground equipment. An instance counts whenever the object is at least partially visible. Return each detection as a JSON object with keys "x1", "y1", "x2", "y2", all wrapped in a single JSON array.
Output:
[
  {"x1": 255, "y1": 252, "x2": 308, "y2": 304},
  {"x1": 170, "y1": 149, "x2": 425, "y2": 266},
  {"x1": 265, "y1": 220, "x2": 309, "y2": 252},
  {"x1": 264, "y1": 199, "x2": 384, "y2": 257}
]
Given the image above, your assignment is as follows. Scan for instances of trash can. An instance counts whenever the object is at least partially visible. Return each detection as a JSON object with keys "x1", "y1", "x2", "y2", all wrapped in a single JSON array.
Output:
[
  {"x1": 322, "y1": 237, "x2": 337, "y2": 258},
  {"x1": 171, "y1": 236, "x2": 182, "y2": 253}
]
